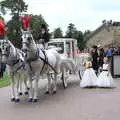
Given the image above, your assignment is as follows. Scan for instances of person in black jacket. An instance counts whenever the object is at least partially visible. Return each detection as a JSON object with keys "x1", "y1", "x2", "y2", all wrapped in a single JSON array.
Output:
[
  {"x1": 0, "y1": 62, "x2": 6, "y2": 79},
  {"x1": 98, "y1": 47, "x2": 106, "y2": 72},
  {"x1": 90, "y1": 45, "x2": 99, "y2": 75},
  {"x1": 37, "y1": 24, "x2": 50, "y2": 48}
]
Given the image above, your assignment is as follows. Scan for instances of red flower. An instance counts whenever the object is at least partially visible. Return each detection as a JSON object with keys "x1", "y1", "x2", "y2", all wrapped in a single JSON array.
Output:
[
  {"x1": 0, "y1": 20, "x2": 6, "y2": 35},
  {"x1": 20, "y1": 16, "x2": 32, "y2": 30}
]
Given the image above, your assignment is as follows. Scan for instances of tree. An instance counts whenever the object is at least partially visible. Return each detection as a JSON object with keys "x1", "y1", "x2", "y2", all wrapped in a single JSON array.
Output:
[
  {"x1": 65, "y1": 23, "x2": 77, "y2": 38},
  {"x1": 65, "y1": 23, "x2": 85, "y2": 50},
  {"x1": 84, "y1": 30, "x2": 91, "y2": 40},
  {"x1": 53, "y1": 27, "x2": 63, "y2": 38},
  {"x1": 0, "y1": 0, "x2": 27, "y2": 16},
  {"x1": 76, "y1": 31, "x2": 85, "y2": 50},
  {"x1": 7, "y1": 18, "x2": 22, "y2": 48},
  {"x1": 83, "y1": 30, "x2": 91, "y2": 48},
  {"x1": 30, "y1": 14, "x2": 48, "y2": 41},
  {"x1": 0, "y1": 0, "x2": 28, "y2": 48}
]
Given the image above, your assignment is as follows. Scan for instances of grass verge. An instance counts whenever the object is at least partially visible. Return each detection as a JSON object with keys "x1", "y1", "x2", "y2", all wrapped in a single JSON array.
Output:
[{"x1": 0, "y1": 72, "x2": 10, "y2": 88}]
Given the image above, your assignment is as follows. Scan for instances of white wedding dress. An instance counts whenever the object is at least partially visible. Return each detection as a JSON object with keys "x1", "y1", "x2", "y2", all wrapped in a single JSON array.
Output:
[
  {"x1": 80, "y1": 61, "x2": 98, "y2": 88},
  {"x1": 97, "y1": 64, "x2": 116, "y2": 88}
]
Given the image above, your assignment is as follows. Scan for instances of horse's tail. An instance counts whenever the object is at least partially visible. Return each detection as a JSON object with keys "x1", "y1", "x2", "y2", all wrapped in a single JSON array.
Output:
[{"x1": 60, "y1": 60, "x2": 76, "y2": 74}]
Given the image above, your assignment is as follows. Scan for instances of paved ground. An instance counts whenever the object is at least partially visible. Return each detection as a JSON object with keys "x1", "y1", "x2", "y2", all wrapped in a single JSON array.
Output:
[{"x1": 0, "y1": 75, "x2": 120, "y2": 120}]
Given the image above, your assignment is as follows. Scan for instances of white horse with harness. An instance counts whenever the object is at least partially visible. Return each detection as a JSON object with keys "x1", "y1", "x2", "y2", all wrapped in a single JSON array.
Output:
[
  {"x1": 21, "y1": 29, "x2": 66, "y2": 102},
  {"x1": 0, "y1": 39, "x2": 28, "y2": 102}
]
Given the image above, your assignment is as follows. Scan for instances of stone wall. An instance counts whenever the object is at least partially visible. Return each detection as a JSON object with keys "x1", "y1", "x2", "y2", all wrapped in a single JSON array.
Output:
[{"x1": 86, "y1": 25, "x2": 120, "y2": 48}]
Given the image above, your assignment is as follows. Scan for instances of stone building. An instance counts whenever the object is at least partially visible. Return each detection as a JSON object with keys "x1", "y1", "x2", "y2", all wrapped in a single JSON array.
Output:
[{"x1": 86, "y1": 21, "x2": 120, "y2": 48}]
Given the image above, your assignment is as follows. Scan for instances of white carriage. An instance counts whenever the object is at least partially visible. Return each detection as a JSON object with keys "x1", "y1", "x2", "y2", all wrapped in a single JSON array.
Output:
[
  {"x1": 47, "y1": 38, "x2": 82, "y2": 88},
  {"x1": 47, "y1": 38, "x2": 78, "y2": 58}
]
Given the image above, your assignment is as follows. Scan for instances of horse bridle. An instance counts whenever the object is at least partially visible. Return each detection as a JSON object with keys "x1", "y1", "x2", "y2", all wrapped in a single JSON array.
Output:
[{"x1": 0, "y1": 40, "x2": 10, "y2": 56}]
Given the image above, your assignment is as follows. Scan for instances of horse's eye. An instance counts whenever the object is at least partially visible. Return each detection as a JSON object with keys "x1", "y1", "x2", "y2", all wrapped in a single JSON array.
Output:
[
  {"x1": 6, "y1": 47, "x2": 8, "y2": 51},
  {"x1": 28, "y1": 37, "x2": 32, "y2": 41},
  {"x1": 2, "y1": 45, "x2": 4, "y2": 50}
]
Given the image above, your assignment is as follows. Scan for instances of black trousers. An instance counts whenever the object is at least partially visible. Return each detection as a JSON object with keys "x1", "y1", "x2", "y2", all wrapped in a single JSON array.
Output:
[{"x1": 0, "y1": 35, "x2": 5, "y2": 39}]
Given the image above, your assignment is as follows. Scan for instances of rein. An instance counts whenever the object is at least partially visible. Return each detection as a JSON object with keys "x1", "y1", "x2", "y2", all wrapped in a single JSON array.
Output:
[
  {"x1": 39, "y1": 49, "x2": 57, "y2": 74},
  {"x1": 21, "y1": 30, "x2": 57, "y2": 74},
  {"x1": 26, "y1": 48, "x2": 57, "y2": 74}
]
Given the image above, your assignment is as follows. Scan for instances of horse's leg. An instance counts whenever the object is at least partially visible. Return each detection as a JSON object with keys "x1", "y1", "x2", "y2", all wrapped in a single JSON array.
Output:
[
  {"x1": 33, "y1": 74, "x2": 39, "y2": 102},
  {"x1": 24, "y1": 80, "x2": 29, "y2": 95},
  {"x1": 10, "y1": 74, "x2": 15, "y2": 102},
  {"x1": 28, "y1": 74, "x2": 33, "y2": 102},
  {"x1": 16, "y1": 74, "x2": 20, "y2": 102},
  {"x1": 52, "y1": 73, "x2": 57, "y2": 94},
  {"x1": 18, "y1": 73, "x2": 23, "y2": 96},
  {"x1": 46, "y1": 73, "x2": 51, "y2": 94},
  {"x1": 24, "y1": 72, "x2": 29, "y2": 95}
]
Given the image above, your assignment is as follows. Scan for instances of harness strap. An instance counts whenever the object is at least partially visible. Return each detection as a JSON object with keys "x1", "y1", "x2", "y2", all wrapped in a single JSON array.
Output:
[
  {"x1": 8, "y1": 59, "x2": 25, "y2": 73},
  {"x1": 26, "y1": 49, "x2": 57, "y2": 74},
  {"x1": 40, "y1": 49, "x2": 48, "y2": 74},
  {"x1": 39, "y1": 55, "x2": 57, "y2": 74},
  {"x1": 28, "y1": 61, "x2": 33, "y2": 73},
  {"x1": 36, "y1": 48, "x2": 57, "y2": 74},
  {"x1": 15, "y1": 62, "x2": 25, "y2": 72}
]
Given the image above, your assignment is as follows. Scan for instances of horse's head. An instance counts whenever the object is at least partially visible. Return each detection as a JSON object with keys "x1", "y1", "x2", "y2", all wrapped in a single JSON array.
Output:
[
  {"x1": 21, "y1": 30, "x2": 38, "y2": 61},
  {"x1": 21, "y1": 31, "x2": 33, "y2": 51},
  {"x1": 0, "y1": 40, "x2": 10, "y2": 63}
]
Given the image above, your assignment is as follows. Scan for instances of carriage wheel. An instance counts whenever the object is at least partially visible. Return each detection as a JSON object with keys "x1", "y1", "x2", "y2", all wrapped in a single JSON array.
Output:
[
  {"x1": 78, "y1": 69, "x2": 82, "y2": 80},
  {"x1": 61, "y1": 72, "x2": 68, "y2": 89}
]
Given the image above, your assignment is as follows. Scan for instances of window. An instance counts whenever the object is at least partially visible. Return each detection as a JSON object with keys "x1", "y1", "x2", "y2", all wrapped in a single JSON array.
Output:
[{"x1": 48, "y1": 42, "x2": 64, "y2": 54}]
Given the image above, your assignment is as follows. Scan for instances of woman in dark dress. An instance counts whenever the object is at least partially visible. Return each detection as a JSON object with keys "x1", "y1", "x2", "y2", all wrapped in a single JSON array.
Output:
[
  {"x1": 90, "y1": 45, "x2": 99, "y2": 75},
  {"x1": 98, "y1": 48, "x2": 105, "y2": 72}
]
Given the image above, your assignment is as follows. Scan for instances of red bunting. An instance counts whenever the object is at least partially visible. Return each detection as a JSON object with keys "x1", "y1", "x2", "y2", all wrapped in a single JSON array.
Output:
[{"x1": 0, "y1": 20, "x2": 6, "y2": 35}]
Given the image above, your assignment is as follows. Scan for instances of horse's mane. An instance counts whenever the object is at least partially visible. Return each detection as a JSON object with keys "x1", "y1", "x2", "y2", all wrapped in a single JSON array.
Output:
[
  {"x1": 7, "y1": 40, "x2": 25, "y2": 61},
  {"x1": 7, "y1": 40, "x2": 16, "y2": 55},
  {"x1": 16, "y1": 48, "x2": 25, "y2": 61}
]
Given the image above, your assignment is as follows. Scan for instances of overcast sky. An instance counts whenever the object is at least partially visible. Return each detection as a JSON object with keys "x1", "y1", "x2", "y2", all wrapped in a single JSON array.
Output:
[{"x1": 4, "y1": 0, "x2": 120, "y2": 33}]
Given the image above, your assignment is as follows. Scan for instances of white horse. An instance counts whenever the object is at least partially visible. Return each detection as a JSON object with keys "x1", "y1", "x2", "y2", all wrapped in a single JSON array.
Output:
[
  {"x1": 21, "y1": 30, "x2": 64, "y2": 102},
  {"x1": 0, "y1": 39, "x2": 28, "y2": 102}
]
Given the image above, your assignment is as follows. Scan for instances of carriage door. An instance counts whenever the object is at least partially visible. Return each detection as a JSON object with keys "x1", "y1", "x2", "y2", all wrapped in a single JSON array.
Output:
[{"x1": 66, "y1": 42, "x2": 71, "y2": 58}]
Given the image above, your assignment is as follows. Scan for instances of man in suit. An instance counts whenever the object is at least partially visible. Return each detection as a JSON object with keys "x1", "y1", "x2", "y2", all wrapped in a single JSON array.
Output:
[
  {"x1": 90, "y1": 45, "x2": 99, "y2": 75},
  {"x1": 38, "y1": 24, "x2": 50, "y2": 48}
]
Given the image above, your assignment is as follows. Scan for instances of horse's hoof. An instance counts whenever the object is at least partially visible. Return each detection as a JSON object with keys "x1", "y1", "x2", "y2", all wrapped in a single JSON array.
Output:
[
  {"x1": 24, "y1": 91, "x2": 29, "y2": 95},
  {"x1": 15, "y1": 98, "x2": 20, "y2": 103},
  {"x1": 11, "y1": 98, "x2": 15, "y2": 102},
  {"x1": 45, "y1": 91, "x2": 49, "y2": 94},
  {"x1": 28, "y1": 98, "x2": 33, "y2": 102},
  {"x1": 33, "y1": 99, "x2": 38, "y2": 103},
  {"x1": 19, "y1": 92, "x2": 23, "y2": 96},
  {"x1": 53, "y1": 91, "x2": 56, "y2": 94}
]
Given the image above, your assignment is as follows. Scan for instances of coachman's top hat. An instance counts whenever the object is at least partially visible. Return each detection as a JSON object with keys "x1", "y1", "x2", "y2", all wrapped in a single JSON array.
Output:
[
  {"x1": 92, "y1": 45, "x2": 97, "y2": 49},
  {"x1": 41, "y1": 24, "x2": 47, "y2": 29}
]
